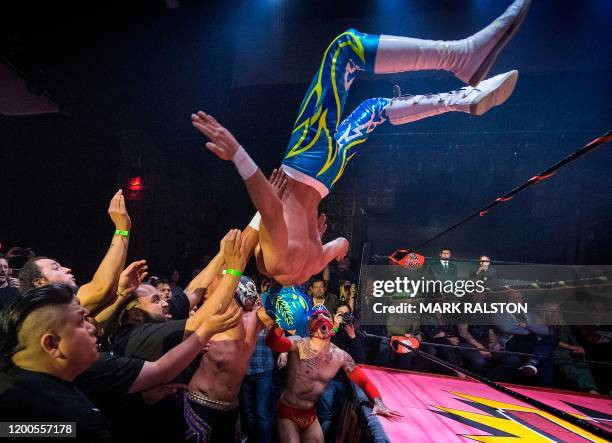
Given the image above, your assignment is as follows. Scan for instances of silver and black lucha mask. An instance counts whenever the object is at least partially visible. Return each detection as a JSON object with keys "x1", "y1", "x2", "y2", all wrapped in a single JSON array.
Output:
[{"x1": 234, "y1": 276, "x2": 259, "y2": 311}]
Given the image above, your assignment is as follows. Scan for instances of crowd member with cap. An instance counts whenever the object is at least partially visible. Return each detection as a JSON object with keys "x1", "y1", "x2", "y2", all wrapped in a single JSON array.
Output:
[
  {"x1": 18, "y1": 190, "x2": 132, "y2": 317},
  {"x1": 0, "y1": 284, "x2": 240, "y2": 442},
  {"x1": 266, "y1": 304, "x2": 401, "y2": 443}
]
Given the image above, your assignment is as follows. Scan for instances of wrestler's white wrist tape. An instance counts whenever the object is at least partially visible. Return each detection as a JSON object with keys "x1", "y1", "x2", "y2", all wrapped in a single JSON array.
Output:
[
  {"x1": 232, "y1": 145, "x2": 258, "y2": 180},
  {"x1": 248, "y1": 212, "x2": 261, "y2": 231}
]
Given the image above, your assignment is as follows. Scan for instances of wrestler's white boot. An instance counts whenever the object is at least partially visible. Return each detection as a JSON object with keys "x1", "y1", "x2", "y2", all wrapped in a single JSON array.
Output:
[
  {"x1": 386, "y1": 70, "x2": 518, "y2": 125},
  {"x1": 374, "y1": 0, "x2": 530, "y2": 86}
]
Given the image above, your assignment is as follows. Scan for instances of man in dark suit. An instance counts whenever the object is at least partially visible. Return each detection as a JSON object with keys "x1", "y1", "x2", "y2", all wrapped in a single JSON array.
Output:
[{"x1": 427, "y1": 248, "x2": 458, "y2": 280}]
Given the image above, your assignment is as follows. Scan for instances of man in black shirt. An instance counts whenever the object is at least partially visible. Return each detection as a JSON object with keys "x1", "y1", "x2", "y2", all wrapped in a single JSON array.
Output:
[
  {"x1": 109, "y1": 230, "x2": 249, "y2": 442},
  {"x1": 0, "y1": 285, "x2": 114, "y2": 442},
  {"x1": 0, "y1": 284, "x2": 242, "y2": 443}
]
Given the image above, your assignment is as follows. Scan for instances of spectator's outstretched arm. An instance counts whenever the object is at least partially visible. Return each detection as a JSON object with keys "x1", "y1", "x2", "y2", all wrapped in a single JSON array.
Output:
[
  {"x1": 185, "y1": 229, "x2": 248, "y2": 334},
  {"x1": 78, "y1": 190, "x2": 131, "y2": 313},
  {"x1": 342, "y1": 351, "x2": 402, "y2": 418},
  {"x1": 129, "y1": 302, "x2": 241, "y2": 393},
  {"x1": 92, "y1": 260, "x2": 148, "y2": 328},
  {"x1": 184, "y1": 251, "x2": 224, "y2": 310}
]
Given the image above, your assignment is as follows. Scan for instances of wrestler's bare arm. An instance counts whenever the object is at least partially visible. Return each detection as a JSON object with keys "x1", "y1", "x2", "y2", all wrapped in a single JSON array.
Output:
[
  {"x1": 340, "y1": 351, "x2": 403, "y2": 419},
  {"x1": 191, "y1": 111, "x2": 288, "y2": 249}
]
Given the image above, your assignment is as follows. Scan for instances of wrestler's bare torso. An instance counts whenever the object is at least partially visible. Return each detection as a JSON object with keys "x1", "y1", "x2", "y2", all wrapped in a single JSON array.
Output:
[
  {"x1": 188, "y1": 308, "x2": 264, "y2": 402},
  {"x1": 257, "y1": 177, "x2": 325, "y2": 286},
  {"x1": 281, "y1": 337, "x2": 353, "y2": 410}
]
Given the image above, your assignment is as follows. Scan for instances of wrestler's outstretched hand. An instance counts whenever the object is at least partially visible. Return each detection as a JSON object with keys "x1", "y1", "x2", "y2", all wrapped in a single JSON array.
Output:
[
  {"x1": 372, "y1": 399, "x2": 403, "y2": 420},
  {"x1": 191, "y1": 111, "x2": 240, "y2": 160},
  {"x1": 269, "y1": 168, "x2": 288, "y2": 199},
  {"x1": 222, "y1": 229, "x2": 248, "y2": 272}
]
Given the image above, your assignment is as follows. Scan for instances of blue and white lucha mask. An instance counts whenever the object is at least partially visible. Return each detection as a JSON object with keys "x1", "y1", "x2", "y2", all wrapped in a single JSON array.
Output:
[{"x1": 235, "y1": 276, "x2": 259, "y2": 311}]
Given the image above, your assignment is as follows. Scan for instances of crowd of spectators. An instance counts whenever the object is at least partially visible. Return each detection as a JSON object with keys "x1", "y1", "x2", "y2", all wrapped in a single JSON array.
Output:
[
  {"x1": 379, "y1": 248, "x2": 611, "y2": 397},
  {"x1": 0, "y1": 194, "x2": 610, "y2": 443}
]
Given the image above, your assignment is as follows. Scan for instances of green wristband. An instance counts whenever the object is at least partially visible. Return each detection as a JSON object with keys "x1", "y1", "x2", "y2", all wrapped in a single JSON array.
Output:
[
  {"x1": 223, "y1": 268, "x2": 242, "y2": 277},
  {"x1": 114, "y1": 229, "x2": 130, "y2": 237}
]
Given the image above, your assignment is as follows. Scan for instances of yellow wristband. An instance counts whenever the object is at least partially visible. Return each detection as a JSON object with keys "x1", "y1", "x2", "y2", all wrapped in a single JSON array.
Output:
[{"x1": 114, "y1": 229, "x2": 129, "y2": 237}]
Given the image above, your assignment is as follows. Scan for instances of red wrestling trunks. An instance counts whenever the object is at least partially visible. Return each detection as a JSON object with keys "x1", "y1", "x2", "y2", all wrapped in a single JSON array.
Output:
[{"x1": 276, "y1": 400, "x2": 317, "y2": 430}]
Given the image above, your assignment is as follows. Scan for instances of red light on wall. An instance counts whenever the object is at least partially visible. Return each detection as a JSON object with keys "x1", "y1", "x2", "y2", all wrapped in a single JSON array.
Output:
[{"x1": 127, "y1": 176, "x2": 144, "y2": 191}]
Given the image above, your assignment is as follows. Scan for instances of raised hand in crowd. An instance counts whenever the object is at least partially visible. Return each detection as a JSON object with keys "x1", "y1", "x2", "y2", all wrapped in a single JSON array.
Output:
[
  {"x1": 71, "y1": 190, "x2": 131, "y2": 314},
  {"x1": 92, "y1": 260, "x2": 148, "y2": 328},
  {"x1": 108, "y1": 189, "x2": 131, "y2": 232},
  {"x1": 222, "y1": 229, "x2": 248, "y2": 273}
]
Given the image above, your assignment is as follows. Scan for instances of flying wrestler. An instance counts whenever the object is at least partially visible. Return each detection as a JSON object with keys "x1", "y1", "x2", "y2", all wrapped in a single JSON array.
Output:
[
  {"x1": 265, "y1": 305, "x2": 401, "y2": 442},
  {"x1": 192, "y1": 0, "x2": 531, "y2": 288}
]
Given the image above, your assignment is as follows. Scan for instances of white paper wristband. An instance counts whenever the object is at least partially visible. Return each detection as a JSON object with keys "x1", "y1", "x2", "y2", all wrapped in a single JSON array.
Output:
[{"x1": 233, "y1": 145, "x2": 258, "y2": 180}]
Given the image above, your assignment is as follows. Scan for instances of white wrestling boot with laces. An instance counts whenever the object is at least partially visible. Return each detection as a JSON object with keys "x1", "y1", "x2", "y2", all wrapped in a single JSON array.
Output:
[
  {"x1": 375, "y1": 0, "x2": 531, "y2": 86},
  {"x1": 386, "y1": 70, "x2": 518, "y2": 125}
]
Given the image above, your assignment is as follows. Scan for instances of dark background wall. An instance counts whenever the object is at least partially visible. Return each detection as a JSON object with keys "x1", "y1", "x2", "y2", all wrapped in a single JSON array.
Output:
[{"x1": 1, "y1": 0, "x2": 611, "y2": 283}]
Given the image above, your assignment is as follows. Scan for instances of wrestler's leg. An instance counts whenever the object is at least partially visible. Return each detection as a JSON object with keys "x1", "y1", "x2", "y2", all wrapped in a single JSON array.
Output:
[
  {"x1": 320, "y1": 238, "x2": 349, "y2": 273},
  {"x1": 374, "y1": 0, "x2": 530, "y2": 85},
  {"x1": 318, "y1": 70, "x2": 517, "y2": 192},
  {"x1": 278, "y1": 418, "x2": 301, "y2": 443},
  {"x1": 301, "y1": 419, "x2": 324, "y2": 443}
]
